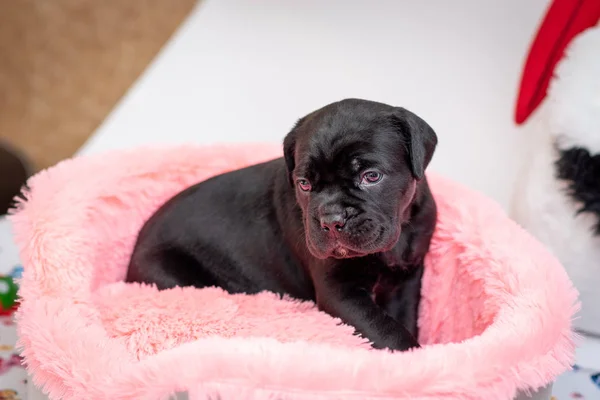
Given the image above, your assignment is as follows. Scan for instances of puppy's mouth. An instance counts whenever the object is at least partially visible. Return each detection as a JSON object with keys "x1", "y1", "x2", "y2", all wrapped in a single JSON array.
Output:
[
  {"x1": 331, "y1": 246, "x2": 362, "y2": 259},
  {"x1": 307, "y1": 226, "x2": 387, "y2": 259}
]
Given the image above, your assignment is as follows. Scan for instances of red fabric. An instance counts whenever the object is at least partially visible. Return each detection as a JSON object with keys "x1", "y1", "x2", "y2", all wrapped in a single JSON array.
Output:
[{"x1": 514, "y1": 0, "x2": 600, "y2": 125}]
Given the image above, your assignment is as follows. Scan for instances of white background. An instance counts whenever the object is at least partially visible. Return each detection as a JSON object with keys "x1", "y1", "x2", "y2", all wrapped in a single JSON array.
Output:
[{"x1": 79, "y1": 0, "x2": 551, "y2": 210}]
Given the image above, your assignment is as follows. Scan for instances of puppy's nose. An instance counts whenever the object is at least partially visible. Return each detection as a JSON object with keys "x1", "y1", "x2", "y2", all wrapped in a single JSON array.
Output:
[{"x1": 320, "y1": 213, "x2": 347, "y2": 232}]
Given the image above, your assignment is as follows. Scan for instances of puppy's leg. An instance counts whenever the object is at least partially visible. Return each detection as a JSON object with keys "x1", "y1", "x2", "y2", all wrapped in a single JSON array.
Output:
[
  {"x1": 383, "y1": 263, "x2": 424, "y2": 339},
  {"x1": 126, "y1": 247, "x2": 218, "y2": 291},
  {"x1": 312, "y1": 263, "x2": 419, "y2": 351}
]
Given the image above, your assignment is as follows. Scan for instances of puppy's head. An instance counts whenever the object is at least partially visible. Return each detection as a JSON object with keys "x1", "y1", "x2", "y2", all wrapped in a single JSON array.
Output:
[{"x1": 283, "y1": 99, "x2": 437, "y2": 259}]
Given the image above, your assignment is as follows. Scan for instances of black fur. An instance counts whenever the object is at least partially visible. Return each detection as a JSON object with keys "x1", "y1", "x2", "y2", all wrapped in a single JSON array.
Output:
[
  {"x1": 555, "y1": 146, "x2": 600, "y2": 234},
  {"x1": 126, "y1": 99, "x2": 438, "y2": 351}
]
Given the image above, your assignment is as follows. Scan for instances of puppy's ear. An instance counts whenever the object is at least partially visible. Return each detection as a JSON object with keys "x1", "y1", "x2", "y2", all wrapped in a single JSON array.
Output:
[
  {"x1": 283, "y1": 118, "x2": 304, "y2": 186},
  {"x1": 391, "y1": 108, "x2": 438, "y2": 180}
]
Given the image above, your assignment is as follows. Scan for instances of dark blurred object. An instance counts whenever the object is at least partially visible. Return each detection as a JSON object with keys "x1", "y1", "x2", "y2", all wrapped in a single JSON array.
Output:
[{"x1": 0, "y1": 142, "x2": 30, "y2": 215}]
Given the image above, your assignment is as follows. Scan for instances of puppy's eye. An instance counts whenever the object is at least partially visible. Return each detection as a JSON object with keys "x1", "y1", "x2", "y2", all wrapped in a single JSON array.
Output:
[
  {"x1": 361, "y1": 171, "x2": 383, "y2": 185},
  {"x1": 296, "y1": 178, "x2": 312, "y2": 192}
]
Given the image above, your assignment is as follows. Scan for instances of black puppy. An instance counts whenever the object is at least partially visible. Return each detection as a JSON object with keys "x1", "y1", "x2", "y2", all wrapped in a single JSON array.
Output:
[{"x1": 126, "y1": 98, "x2": 438, "y2": 351}]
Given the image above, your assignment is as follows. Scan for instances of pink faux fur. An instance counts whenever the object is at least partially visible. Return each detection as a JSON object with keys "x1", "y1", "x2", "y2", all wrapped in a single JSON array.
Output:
[{"x1": 11, "y1": 144, "x2": 578, "y2": 400}]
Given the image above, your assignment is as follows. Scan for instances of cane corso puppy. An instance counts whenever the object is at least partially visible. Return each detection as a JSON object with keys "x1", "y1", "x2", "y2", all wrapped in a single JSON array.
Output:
[{"x1": 126, "y1": 98, "x2": 438, "y2": 351}]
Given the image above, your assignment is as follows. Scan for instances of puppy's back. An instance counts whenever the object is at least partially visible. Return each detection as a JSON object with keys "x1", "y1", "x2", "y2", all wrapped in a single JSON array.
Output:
[{"x1": 125, "y1": 158, "x2": 293, "y2": 291}]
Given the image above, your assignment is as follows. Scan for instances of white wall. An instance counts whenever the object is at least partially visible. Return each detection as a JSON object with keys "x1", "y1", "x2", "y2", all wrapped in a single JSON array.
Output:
[{"x1": 80, "y1": 0, "x2": 550, "y2": 209}]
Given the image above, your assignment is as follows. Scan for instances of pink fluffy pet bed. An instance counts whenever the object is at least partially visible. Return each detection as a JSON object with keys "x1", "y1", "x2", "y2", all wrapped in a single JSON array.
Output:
[{"x1": 12, "y1": 144, "x2": 578, "y2": 400}]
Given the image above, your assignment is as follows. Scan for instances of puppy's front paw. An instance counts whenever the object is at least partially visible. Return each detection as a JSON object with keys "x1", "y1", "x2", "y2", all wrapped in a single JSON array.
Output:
[
  {"x1": 402, "y1": 337, "x2": 421, "y2": 351},
  {"x1": 373, "y1": 335, "x2": 420, "y2": 352}
]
